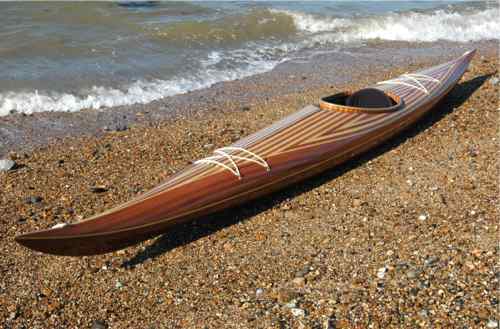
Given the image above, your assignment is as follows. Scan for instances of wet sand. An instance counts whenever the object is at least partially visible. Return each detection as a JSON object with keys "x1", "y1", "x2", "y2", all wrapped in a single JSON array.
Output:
[{"x1": 0, "y1": 43, "x2": 499, "y2": 328}]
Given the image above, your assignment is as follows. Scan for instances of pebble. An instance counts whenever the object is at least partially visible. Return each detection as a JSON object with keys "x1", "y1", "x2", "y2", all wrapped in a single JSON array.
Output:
[
  {"x1": 1, "y1": 51, "x2": 497, "y2": 328},
  {"x1": 292, "y1": 277, "x2": 306, "y2": 288},
  {"x1": 0, "y1": 159, "x2": 16, "y2": 171},
  {"x1": 280, "y1": 203, "x2": 291, "y2": 210},
  {"x1": 290, "y1": 307, "x2": 305, "y2": 317},
  {"x1": 490, "y1": 77, "x2": 499, "y2": 85},
  {"x1": 91, "y1": 320, "x2": 108, "y2": 329},
  {"x1": 418, "y1": 214, "x2": 428, "y2": 221},
  {"x1": 8, "y1": 311, "x2": 18, "y2": 321},
  {"x1": 203, "y1": 143, "x2": 214, "y2": 149},
  {"x1": 295, "y1": 266, "x2": 310, "y2": 278},
  {"x1": 424, "y1": 256, "x2": 439, "y2": 267},
  {"x1": 114, "y1": 124, "x2": 128, "y2": 132},
  {"x1": 352, "y1": 199, "x2": 363, "y2": 207},
  {"x1": 25, "y1": 196, "x2": 42, "y2": 204},
  {"x1": 115, "y1": 280, "x2": 124, "y2": 289},
  {"x1": 377, "y1": 266, "x2": 388, "y2": 279},
  {"x1": 285, "y1": 300, "x2": 297, "y2": 308},
  {"x1": 418, "y1": 309, "x2": 428, "y2": 317},
  {"x1": 407, "y1": 270, "x2": 418, "y2": 279},
  {"x1": 276, "y1": 288, "x2": 300, "y2": 303},
  {"x1": 324, "y1": 316, "x2": 336, "y2": 329},
  {"x1": 223, "y1": 242, "x2": 234, "y2": 252},
  {"x1": 90, "y1": 186, "x2": 108, "y2": 193}
]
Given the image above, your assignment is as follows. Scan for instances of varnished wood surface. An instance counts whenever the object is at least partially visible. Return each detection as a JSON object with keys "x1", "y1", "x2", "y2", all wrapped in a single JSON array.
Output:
[{"x1": 15, "y1": 50, "x2": 476, "y2": 256}]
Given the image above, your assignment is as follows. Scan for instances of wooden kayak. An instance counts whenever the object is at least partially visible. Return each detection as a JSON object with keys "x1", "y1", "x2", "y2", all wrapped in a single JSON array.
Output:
[{"x1": 16, "y1": 50, "x2": 475, "y2": 256}]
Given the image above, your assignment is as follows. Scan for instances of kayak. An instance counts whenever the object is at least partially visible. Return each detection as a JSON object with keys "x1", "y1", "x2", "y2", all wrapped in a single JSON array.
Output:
[{"x1": 16, "y1": 50, "x2": 476, "y2": 256}]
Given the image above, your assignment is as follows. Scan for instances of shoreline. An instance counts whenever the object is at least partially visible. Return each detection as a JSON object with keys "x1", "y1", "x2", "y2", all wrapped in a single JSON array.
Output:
[
  {"x1": 0, "y1": 44, "x2": 499, "y2": 327},
  {"x1": 0, "y1": 40, "x2": 497, "y2": 157}
]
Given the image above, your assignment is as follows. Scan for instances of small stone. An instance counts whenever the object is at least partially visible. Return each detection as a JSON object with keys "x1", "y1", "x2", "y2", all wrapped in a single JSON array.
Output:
[
  {"x1": 7, "y1": 311, "x2": 18, "y2": 321},
  {"x1": 352, "y1": 199, "x2": 363, "y2": 207},
  {"x1": 280, "y1": 203, "x2": 291, "y2": 210},
  {"x1": 295, "y1": 267, "x2": 310, "y2": 278},
  {"x1": 90, "y1": 186, "x2": 108, "y2": 193},
  {"x1": 255, "y1": 232, "x2": 266, "y2": 241},
  {"x1": 114, "y1": 124, "x2": 128, "y2": 132},
  {"x1": 115, "y1": 280, "x2": 123, "y2": 289},
  {"x1": 424, "y1": 256, "x2": 439, "y2": 267},
  {"x1": 407, "y1": 270, "x2": 418, "y2": 279},
  {"x1": 276, "y1": 288, "x2": 300, "y2": 303},
  {"x1": 203, "y1": 144, "x2": 214, "y2": 149},
  {"x1": 25, "y1": 196, "x2": 42, "y2": 204},
  {"x1": 292, "y1": 277, "x2": 306, "y2": 288},
  {"x1": 324, "y1": 315, "x2": 336, "y2": 329},
  {"x1": 285, "y1": 300, "x2": 297, "y2": 308},
  {"x1": 471, "y1": 249, "x2": 482, "y2": 258},
  {"x1": 0, "y1": 159, "x2": 16, "y2": 171},
  {"x1": 487, "y1": 319, "x2": 498, "y2": 328},
  {"x1": 418, "y1": 214, "x2": 428, "y2": 221},
  {"x1": 377, "y1": 266, "x2": 387, "y2": 279},
  {"x1": 418, "y1": 309, "x2": 428, "y2": 317},
  {"x1": 490, "y1": 77, "x2": 499, "y2": 85},
  {"x1": 256, "y1": 288, "x2": 264, "y2": 296},
  {"x1": 290, "y1": 307, "x2": 305, "y2": 317},
  {"x1": 406, "y1": 179, "x2": 414, "y2": 186},
  {"x1": 91, "y1": 320, "x2": 108, "y2": 329}
]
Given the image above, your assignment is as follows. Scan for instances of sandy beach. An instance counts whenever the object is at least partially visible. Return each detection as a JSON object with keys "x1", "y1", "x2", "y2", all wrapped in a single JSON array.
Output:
[{"x1": 1, "y1": 42, "x2": 499, "y2": 328}]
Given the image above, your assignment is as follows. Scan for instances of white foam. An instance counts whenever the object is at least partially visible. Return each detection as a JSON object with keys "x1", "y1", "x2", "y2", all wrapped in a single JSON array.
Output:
[
  {"x1": 277, "y1": 8, "x2": 500, "y2": 43},
  {"x1": 344, "y1": 8, "x2": 500, "y2": 43},
  {"x1": 0, "y1": 54, "x2": 280, "y2": 116},
  {"x1": 200, "y1": 51, "x2": 222, "y2": 67},
  {"x1": 270, "y1": 9, "x2": 350, "y2": 33}
]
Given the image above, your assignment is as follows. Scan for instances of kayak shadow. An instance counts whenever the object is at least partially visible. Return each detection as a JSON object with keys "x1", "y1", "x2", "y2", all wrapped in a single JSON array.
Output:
[{"x1": 122, "y1": 73, "x2": 491, "y2": 269}]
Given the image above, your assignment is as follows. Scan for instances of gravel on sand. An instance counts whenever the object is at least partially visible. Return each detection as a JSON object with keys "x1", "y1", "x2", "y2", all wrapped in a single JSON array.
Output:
[{"x1": 0, "y1": 49, "x2": 498, "y2": 328}]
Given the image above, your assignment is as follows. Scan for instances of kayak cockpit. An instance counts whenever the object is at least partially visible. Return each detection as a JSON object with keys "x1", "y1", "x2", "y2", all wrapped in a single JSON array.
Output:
[{"x1": 319, "y1": 88, "x2": 403, "y2": 113}]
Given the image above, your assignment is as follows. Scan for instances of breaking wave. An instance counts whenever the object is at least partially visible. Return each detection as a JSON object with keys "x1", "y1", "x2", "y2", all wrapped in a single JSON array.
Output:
[
  {"x1": 1, "y1": 5, "x2": 498, "y2": 116},
  {"x1": 0, "y1": 53, "x2": 281, "y2": 116},
  {"x1": 275, "y1": 7, "x2": 500, "y2": 43}
]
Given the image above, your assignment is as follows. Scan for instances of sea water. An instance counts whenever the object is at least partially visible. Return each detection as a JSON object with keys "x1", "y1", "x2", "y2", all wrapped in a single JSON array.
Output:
[{"x1": 0, "y1": 1, "x2": 498, "y2": 116}]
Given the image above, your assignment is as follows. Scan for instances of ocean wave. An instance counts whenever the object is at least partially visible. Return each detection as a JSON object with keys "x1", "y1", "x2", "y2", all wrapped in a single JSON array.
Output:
[
  {"x1": 1, "y1": 5, "x2": 497, "y2": 117},
  {"x1": 153, "y1": 9, "x2": 296, "y2": 45},
  {"x1": 269, "y1": 9, "x2": 350, "y2": 33},
  {"x1": 154, "y1": 6, "x2": 499, "y2": 46},
  {"x1": 275, "y1": 7, "x2": 499, "y2": 43},
  {"x1": 0, "y1": 54, "x2": 280, "y2": 116}
]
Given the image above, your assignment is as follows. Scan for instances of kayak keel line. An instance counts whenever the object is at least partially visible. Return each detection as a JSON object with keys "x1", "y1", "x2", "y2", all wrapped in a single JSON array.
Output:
[{"x1": 15, "y1": 50, "x2": 476, "y2": 256}]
